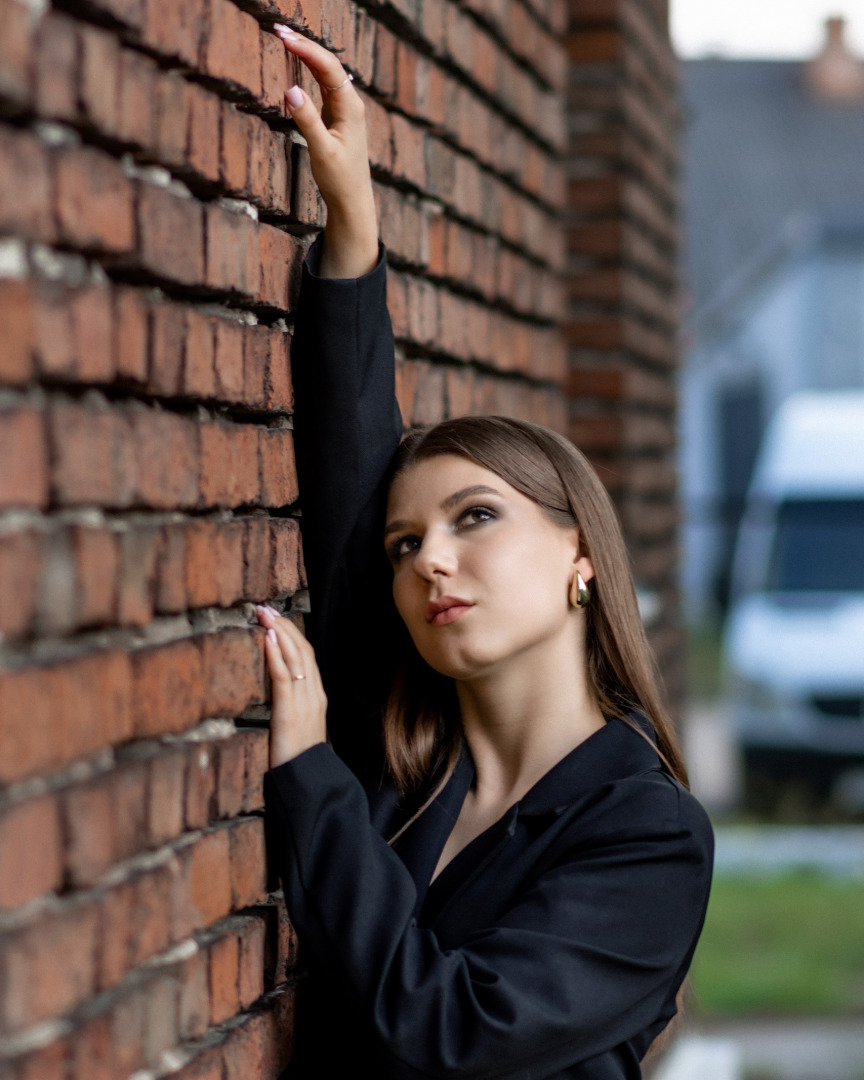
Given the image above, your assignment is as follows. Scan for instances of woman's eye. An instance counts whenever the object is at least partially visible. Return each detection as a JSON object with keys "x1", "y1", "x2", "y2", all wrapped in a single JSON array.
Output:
[
  {"x1": 459, "y1": 506, "x2": 495, "y2": 527},
  {"x1": 388, "y1": 535, "x2": 420, "y2": 561}
]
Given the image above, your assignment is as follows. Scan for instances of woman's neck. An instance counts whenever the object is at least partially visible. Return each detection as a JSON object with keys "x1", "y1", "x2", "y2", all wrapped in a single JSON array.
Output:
[{"x1": 454, "y1": 626, "x2": 605, "y2": 807}]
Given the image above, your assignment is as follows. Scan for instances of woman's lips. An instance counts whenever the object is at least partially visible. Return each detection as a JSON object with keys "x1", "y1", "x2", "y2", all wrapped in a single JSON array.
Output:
[{"x1": 425, "y1": 597, "x2": 475, "y2": 626}]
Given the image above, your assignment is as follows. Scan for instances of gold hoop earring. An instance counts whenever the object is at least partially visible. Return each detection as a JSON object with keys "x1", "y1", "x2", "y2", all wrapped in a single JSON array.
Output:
[{"x1": 569, "y1": 570, "x2": 590, "y2": 608}]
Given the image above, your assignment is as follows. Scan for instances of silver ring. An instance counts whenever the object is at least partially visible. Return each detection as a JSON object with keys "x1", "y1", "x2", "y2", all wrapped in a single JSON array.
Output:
[
  {"x1": 292, "y1": 673, "x2": 306, "y2": 681},
  {"x1": 325, "y1": 73, "x2": 354, "y2": 92}
]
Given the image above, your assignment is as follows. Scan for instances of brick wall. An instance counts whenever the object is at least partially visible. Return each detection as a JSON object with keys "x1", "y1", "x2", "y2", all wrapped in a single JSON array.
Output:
[
  {"x1": 0, "y1": 0, "x2": 572, "y2": 1076},
  {"x1": 565, "y1": 0, "x2": 684, "y2": 706}
]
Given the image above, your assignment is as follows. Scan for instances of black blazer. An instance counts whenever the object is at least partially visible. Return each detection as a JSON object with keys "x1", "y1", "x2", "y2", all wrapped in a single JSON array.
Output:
[{"x1": 264, "y1": 242, "x2": 714, "y2": 1080}]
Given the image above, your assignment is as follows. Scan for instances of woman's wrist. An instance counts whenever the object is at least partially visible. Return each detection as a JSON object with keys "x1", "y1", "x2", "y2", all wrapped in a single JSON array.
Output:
[{"x1": 318, "y1": 197, "x2": 379, "y2": 279}]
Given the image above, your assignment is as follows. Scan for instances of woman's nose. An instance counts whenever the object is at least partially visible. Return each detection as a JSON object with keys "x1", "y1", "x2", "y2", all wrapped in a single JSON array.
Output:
[{"x1": 412, "y1": 531, "x2": 456, "y2": 580}]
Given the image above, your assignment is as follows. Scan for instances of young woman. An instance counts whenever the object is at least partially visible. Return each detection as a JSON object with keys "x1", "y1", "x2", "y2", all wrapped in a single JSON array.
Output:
[{"x1": 256, "y1": 27, "x2": 713, "y2": 1080}]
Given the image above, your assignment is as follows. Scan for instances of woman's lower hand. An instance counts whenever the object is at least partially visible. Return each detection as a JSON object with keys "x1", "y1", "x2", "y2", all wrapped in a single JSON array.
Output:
[
  {"x1": 256, "y1": 606, "x2": 328, "y2": 769},
  {"x1": 274, "y1": 25, "x2": 379, "y2": 279}
]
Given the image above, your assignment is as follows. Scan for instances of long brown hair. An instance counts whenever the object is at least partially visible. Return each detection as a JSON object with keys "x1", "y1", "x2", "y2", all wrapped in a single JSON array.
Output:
[{"x1": 381, "y1": 415, "x2": 689, "y2": 797}]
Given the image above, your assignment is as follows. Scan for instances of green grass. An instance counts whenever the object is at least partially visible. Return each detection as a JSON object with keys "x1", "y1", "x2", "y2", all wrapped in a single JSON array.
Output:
[{"x1": 690, "y1": 873, "x2": 864, "y2": 1016}]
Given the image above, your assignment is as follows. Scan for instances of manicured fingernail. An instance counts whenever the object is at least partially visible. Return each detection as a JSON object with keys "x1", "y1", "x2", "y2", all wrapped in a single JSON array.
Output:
[
  {"x1": 267, "y1": 628, "x2": 277, "y2": 643},
  {"x1": 274, "y1": 23, "x2": 294, "y2": 36},
  {"x1": 265, "y1": 605, "x2": 281, "y2": 619},
  {"x1": 286, "y1": 85, "x2": 304, "y2": 109}
]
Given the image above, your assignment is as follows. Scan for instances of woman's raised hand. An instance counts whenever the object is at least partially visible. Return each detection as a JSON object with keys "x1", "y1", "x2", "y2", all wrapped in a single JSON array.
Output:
[
  {"x1": 275, "y1": 25, "x2": 379, "y2": 279},
  {"x1": 256, "y1": 606, "x2": 328, "y2": 769}
]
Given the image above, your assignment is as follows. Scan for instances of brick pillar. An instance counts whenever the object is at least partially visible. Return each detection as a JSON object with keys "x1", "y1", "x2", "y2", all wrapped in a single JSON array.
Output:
[
  {"x1": 0, "y1": 0, "x2": 569, "y2": 1074},
  {"x1": 565, "y1": 0, "x2": 685, "y2": 710}
]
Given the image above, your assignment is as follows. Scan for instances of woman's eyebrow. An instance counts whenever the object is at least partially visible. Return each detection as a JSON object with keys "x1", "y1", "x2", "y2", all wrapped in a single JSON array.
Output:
[{"x1": 384, "y1": 485, "x2": 503, "y2": 539}]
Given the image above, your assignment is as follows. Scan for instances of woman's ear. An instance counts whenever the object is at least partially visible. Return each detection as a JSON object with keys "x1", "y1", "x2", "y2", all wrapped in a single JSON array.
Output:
[{"x1": 569, "y1": 528, "x2": 595, "y2": 585}]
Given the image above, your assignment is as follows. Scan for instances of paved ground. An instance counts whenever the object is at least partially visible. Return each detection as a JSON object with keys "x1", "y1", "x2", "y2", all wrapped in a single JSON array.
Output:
[{"x1": 693, "y1": 1019, "x2": 864, "y2": 1080}]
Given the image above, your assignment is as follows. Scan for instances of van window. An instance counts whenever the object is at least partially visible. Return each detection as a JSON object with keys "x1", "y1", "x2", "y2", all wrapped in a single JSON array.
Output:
[{"x1": 767, "y1": 499, "x2": 864, "y2": 592}]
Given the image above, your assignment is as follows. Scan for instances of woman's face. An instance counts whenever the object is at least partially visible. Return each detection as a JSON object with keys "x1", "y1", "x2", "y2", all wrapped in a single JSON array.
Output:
[{"x1": 384, "y1": 455, "x2": 595, "y2": 682}]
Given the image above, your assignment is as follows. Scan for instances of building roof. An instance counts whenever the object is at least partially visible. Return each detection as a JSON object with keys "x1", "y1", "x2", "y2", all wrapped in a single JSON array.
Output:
[{"x1": 680, "y1": 56, "x2": 864, "y2": 318}]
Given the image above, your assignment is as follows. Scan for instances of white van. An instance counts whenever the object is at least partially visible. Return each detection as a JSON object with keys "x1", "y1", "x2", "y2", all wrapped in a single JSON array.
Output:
[{"x1": 723, "y1": 391, "x2": 864, "y2": 805}]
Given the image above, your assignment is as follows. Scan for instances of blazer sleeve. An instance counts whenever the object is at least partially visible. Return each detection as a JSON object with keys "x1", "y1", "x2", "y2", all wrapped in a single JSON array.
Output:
[
  {"x1": 264, "y1": 744, "x2": 714, "y2": 1080},
  {"x1": 290, "y1": 238, "x2": 404, "y2": 776}
]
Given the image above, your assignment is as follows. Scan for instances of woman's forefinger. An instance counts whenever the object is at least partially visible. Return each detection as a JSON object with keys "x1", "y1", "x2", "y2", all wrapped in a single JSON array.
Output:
[{"x1": 274, "y1": 25, "x2": 352, "y2": 95}]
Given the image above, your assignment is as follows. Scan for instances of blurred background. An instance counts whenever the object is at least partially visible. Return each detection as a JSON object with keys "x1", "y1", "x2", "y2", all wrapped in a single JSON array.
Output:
[{"x1": 670, "y1": 4, "x2": 864, "y2": 1078}]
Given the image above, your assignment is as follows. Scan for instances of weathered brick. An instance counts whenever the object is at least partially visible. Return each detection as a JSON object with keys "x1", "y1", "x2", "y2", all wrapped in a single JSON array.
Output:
[
  {"x1": 229, "y1": 816, "x2": 266, "y2": 909},
  {"x1": 209, "y1": 930, "x2": 240, "y2": 1023},
  {"x1": 128, "y1": 408, "x2": 199, "y2": 509},
  {"x1": 0, "y1": 279, "x2": 34, "y2": 385},
  {"x1": 113, "y1": 287, "x2": 149, "y2": 383},
  {"x1": 184, "y1": 740, "x2": 216, "y2": 832},
  {"x1": 203, "y1": 0, "x2": 262, "y2": 98},
  {"x1": 0, "y1": 527, "x2": 42, "y2": 639},
  {"x1": 270, "y1": 518, "x2": 302, "y2": 596},
  {"x1": 0, "y1": 126, "x2": 53, "y2": 243},
  {"x1": 117, "y1": 47, "x2": 158, "y2": 149},
  {"x1": 187, "y1": 82, "x2": 222, "y2": 183},
  {"x1": 258, "y1": 427, "x2": 298, "y2": 508},
  {"x1": 186, "y1": 826, "x2": 232, "y2": 930},
  {"x1": 178, "y1": 945, "x2": 211, "y2": 1041},
  {"x1": 237, "y1": 915, "x2": 266, "y2": 1007},
  {"x1": 143, "y1": 0, "x2": 204, "y2": 66},
  {"x1": 1, "y1": 901, "x2": 99, "y2": 1031},
  {"x1": 50, "y1": 403, "x2": 133, "y2": 508},
  {"x1": 205, "y1": 202, "x2": 261, "y2": 298},
  {"x1": 147, "y1": 743, "x2": 186, "y2": 846},
  {"x1": 137, "y1": 181, "x2": 206, "y2": 287},
  {"x1": 184, "y1": 309, "x2": 218, "y2": 398},
  {"x1": 131, "y1": 639, "x2": 203, "y2": 737},
  {"x1": 257, "y1": 225, "x2": 304, "y2": 310},
  {"x1": 184, "y1": 519, "x2": 245, "y2": 607},
  {"x1": 153, "y1": 69, "x2": 190, "y2": 170},
  {"x1": 200, "y1": 628, "x2": 265, "y2": 718},
  {"x1": 79, "y1": 24, "x2": 120, "y2": 136},
  {"x1": 0, "y1": 406, "x2": 48, "y2": 510},
  {"x1": 0, "y1": 0, "x2": 33, "y2": 106},
  {"x1": 0, "y1": 794, "x2": 63, "y2": 908},
  {"x1": 33, "y1": 12, "x2": 79, "y2": 123}
]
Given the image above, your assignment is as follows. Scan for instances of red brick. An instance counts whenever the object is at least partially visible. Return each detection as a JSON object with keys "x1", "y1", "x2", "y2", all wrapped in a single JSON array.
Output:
[
  {"x1": 257, "y1": 225, "x2": 303, "y2": 310},
  {"x1": 33, "y1": 12, "x2": 79, "y2": 123},
  {"x1": 187, "y1": 82, "x2": 221, "y2": 183},
  {"x1": 213, "y1": 318, "x2": 246, "y2": 401},
  {"x1": 0, "y1": 795, "x2": 63, "y2": 909},
  {"x1": 229, "y1": 816, "x2": 266, "y2": 909},
  {"x1": 50, "y1": 403, "x2": 134, "y2": 508},
  {"x1": 0, "y1": 528, "x2": 42, "y2": 639},
  {"x1": 205, "y1": 202, "x2": 261, "y2": 298},
  {"x1": 215, "y1": 736, "x2": 245, "y2": 819},
  {"x1": 238, "y1": 916, "x2": 266, "y2": 1007},
  {"x1": 1, "y1": 901, "x2": 99, "y2": 1032},
  {"x1": 12, "y1": 1036, "x2": 70, "y2": 1080},
  {"x1": 187, "y1": 827, "x2": 232, "y2": 929},
  {"x1": 32, "y1": 286, "x2": 74, "y2": 380},
  {"x1": 203, "y1": 0, "x2": 262, "y2": 98},
  {"x1": 270, "y1": 518, "x2": 302, "y2": 596},
  {"x1": 172, "y1": 1044, "x2": 223, "y2": 1080},
  {"x1": 209, "y1": 931, "x2": 240, "y2": 1023},
  {"x1": 242, "y1": 516, "x2": 270, "y2": 600},
  {"x1": 363, "y1": 93, "x2": 393, "y2": 172},
  {"x1": 147, "y1": 743, "x2": 186, "y2": 846},
  {"x1": 0, "y1": 406, "x2": 48, "y2": 510},
  {"x1": 113, "y1": 287, "x2": 149, "y2": 383},
  {"x1": 153, "y1": 70, "x2": 190, "y2": 170},
  {"x1": 143, "y1": 0, "x2": 204, "y2": 66},
  {"x1": 128, "y1": 408, "x2": 199, "y2": 509},
  {"x1": 67, "y1": 1008, "x2": 115, "y2": 1080},
  {"x1": 249, "y1": 122, "x2": 290, "y2": 214},
  {"x1": 131, "y1": 639, "x2": 204, "y2": 737},
  {"x1": 241, "y1": 727, "x2": 268, "y2": 813},
  {"x1": 155, "y1": 523, "x2": 187, "y2": 614},
  {"x1": 53, "y1": 143, "x2": 136, "y2": 252},
  {"x1": 184, "y1": 519, "x2": 245, "y2": 607},
  {"x1": 0, "y1": 126, "x2": 53, "y2": 243},
  {"x1": 0, "y1": 0, "x2": 33, "y2": 106},
  {"x1": 220, "y1": 101, "x2": 252, "y2": 194},
  {"x1": 149, "y1": 302, "x2": 186, "y2": 395},
  {"x1": 117, "y1": 47, "x2": 157, "y2": 149},
  {"x1": 137, "y1": 181, "x2": 206, "y2": 287},
  {"x1": 184, "y1": 740, "x2": 216, "y2": 831},
  {"x1": 178, "y1": 945, "x2": 211, "y2": 1041},
  {"x1": 373, "y1": 21, "x2": 397, "y2": 98},
  {"x1": 261, "y1": 29, "x2": 289, "y2": 115},
  {"x1": 292, "y1": 142, "x2": 325, "y2": 227},
  {"x1": 198, "y1": 423, "x2": 260, "y2": 510},
  {"x1": 200, "y1": 628, "x2": 265, "y2": 718},
  {"x1": 70, "y1": 524, "x2": 119, "y2": 628},
  {"x1": 0, "y1": 279, "x2": 34, "y2": 385},
  {"x1": 69, "y1": 285, "x2": 115, "y2": 382},
  {"x1": 222, "y1": 1004, "x2": 292, "y2": 1080},
  {"x1": 184, "y1": 309, "x2": 217, "y2": 398},
  {"x1": 79, "y1": 24, "x2": 120, "y2": 136},
  {"x1": 258, "y1": 427, "x2": 298, "y2": 507},
  {"x1": 64, "y1": 778, "x2": 118, "y2": 887},
  {"x1": 127, "y1": 862, "x2": 173, "y2": 965}
]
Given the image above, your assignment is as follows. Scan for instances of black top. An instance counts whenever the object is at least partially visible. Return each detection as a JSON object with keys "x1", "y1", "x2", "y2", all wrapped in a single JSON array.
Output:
[{"x1": 264, "y1": 241, "x2": 714, "y2": 1080}]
